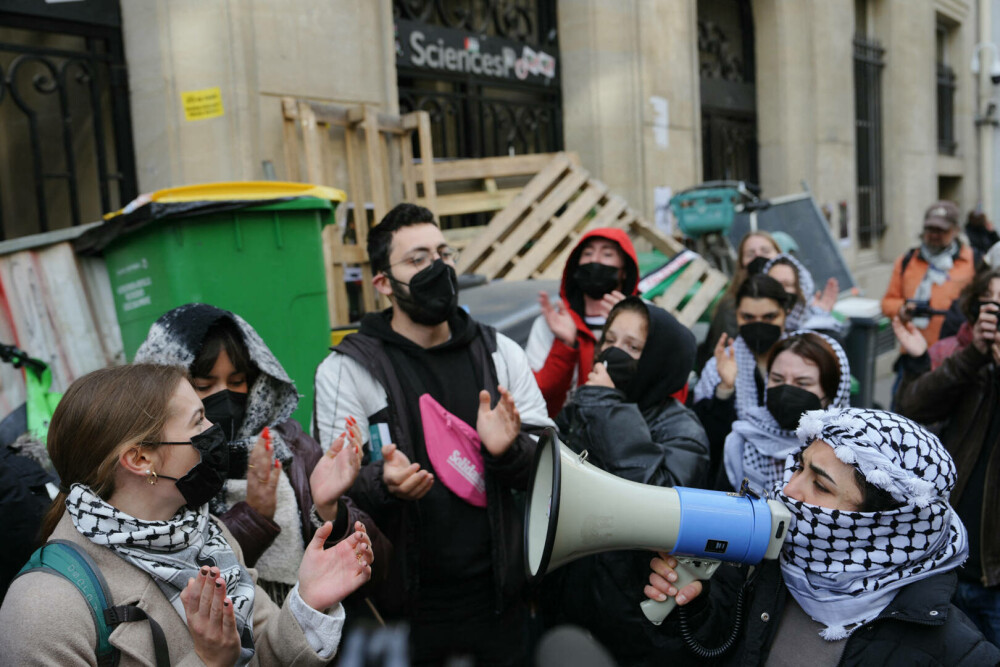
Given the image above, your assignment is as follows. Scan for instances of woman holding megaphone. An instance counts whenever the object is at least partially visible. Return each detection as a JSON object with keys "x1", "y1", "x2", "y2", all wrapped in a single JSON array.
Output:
[
  {"x1": 644, "y1": 408, "x2": 999, "y2": 666},
  {"x1": 541, "y1": 297, "x2": 711, "y2": 667}
]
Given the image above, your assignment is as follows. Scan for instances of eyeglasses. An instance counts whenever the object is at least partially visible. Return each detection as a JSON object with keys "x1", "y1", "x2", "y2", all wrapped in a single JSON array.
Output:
[{"x1": 388, "y1": 246, "x2": 460, "y2": 272}]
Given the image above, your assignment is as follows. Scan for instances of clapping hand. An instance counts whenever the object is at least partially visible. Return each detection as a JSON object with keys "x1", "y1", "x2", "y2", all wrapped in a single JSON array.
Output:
[
  {"x1": 311, "y1": 417, "x2": 364, "y2": 522},
  {"x1": 892, "y1": 316, "x2": 928, "y2": 358},
  {"x1": 246, "y1": 427, "x2": 280, "y2": 519},
  {"x1": 477, "y1": 386, "x2": 521, "y2": 457},
  {"x1": 297, "y1": 521, "x2": 373, "y2": 612},
  {"x1": 539, "y1": 292, "x2": 578, "y2": 347},
  {"x1": 382, "y1": 443, "x2": 434, "y2": 500},
  {"x1": 714, "y1": 333, "x2": 738, "y2": 391},
  {"x1": 180, "y1": 566, "x2": 241, "y2": 667}
]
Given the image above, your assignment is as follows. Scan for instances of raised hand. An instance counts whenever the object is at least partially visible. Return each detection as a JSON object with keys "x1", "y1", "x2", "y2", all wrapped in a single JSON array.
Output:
[
  {"x1": 973, "y1": 303, "x2": 999, "y2": 355},
  {"x1": 595, "y1": 290, "x2": 627, "y2": 319},
  {"x1": 180, "y1": 566, "x2": 241, "y2": 667},
  {"x1": 812, "y1": 277, "x2": 839, "y2": 313},
  {"x1": 477, "y1": 386, "x2": 521, "y2": 457},
  {"x1": 891, "y1": 316, "x2": 928, "y2": 358},
  {"x1": 311, "y1": 416, "x2": 364, "y2": 522},
  {"x1": 246, "y1": 427, "x2": 280, "y2": 519},
  {"x1": 643, "y1": 552, "x2": 703, "y2": 607},
  {"x1": 714, "y1": 333, "x2": 738, "y2": 391},
  {"x1": 298, "y1": 521, "x2": 373, "y2": 612},
  {"x1": 585, "y1": 360, "x2": 616, "y2": 388},
  {"x1": 382, "y1": 443, "x2": 434, "y2": 500},
  {"x1": 538, "y1": 292, "x2": 578, "y2": 347}
]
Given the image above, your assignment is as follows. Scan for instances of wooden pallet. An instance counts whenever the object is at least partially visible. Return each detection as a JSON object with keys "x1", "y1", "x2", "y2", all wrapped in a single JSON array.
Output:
[
  {"x1": 282, "y1": 97, "x2": 435, "y2": 326},
  {"x1": 455, "y1": 153, "x2": 727, "y2": 326}
]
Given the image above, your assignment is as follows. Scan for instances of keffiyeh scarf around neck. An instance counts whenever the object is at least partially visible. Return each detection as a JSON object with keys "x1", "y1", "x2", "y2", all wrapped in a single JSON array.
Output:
[
  {"x1": 775, "y1": 408, "x2": 968, "y2": 640},
  {"x1": 66, "y1": 484, "x2": 258, "y2": 665},
  {"x1": 723, "y1": 331, "x2": 851, "y2": 494},
  {"x1": 912, "y1": 241, "x2": 959, "y2": 329}
]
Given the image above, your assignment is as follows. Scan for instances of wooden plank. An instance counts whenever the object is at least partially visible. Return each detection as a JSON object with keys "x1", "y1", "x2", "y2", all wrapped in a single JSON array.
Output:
[
  {"x1": 474, "y1": 168, "x2": 589, "y2": 279},
  {"x1": 628, "y1": 217, "x2": 686, "y2": 256},
  {"x1": 416, "y1": 112, "x2": 437, "y2": 213},
  {"x1": 281, "y1": 96, "x2": 298, "y2": 120},
  {"x1": 322, "y1": 225, "x2": 349, "y2": 327},
  {"x1": 363, "y1": 107, "x2": 390, "y2": 225},
  {"x1": 655, "y1": 258, "x2": 708, "y2": 312},
  {"x1": 421, "y1": 152, "x2": 573, "y2": 183},
  {"x1": 400, "y1": 129, "x2": 417, "y2": 202},
  {"x1": 675, "y1": 270, "x2": 729, "y2": 328},
  {"x1": 504, "y1": 180, "x2": 608, "y2": 281},
  {"x1": 533, "y1": 195, "x2": 629, "y2": 279},
  {"x1": 298, "y1": 101, "x2": 326, "y2": 185},
  {"x1": 344, "y1": 122, "x2": 368, "y2": 245},
  {"x1": 282, "y1": 116, "x2": 301, "y2": 182},
  {"x1": 457, "y1": 153, "x2": 571, "y2": 274},
  {"x1": 418, "y1": 188, "x2": 521, "y2": 217}
]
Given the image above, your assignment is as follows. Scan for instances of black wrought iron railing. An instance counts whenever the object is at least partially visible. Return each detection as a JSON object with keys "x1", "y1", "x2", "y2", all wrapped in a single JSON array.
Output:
[{"x1": 853, "y1": 35, "x2": 885, "y2": 249}]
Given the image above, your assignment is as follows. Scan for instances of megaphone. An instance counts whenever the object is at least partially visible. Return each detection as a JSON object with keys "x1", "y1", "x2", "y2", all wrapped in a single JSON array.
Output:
[{"x1": 525, "y1": 428, "x2": 790, "y2": 625}]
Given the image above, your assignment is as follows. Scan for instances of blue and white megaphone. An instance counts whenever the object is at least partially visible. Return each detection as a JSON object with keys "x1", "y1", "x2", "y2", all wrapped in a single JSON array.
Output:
[{"x1": 525, "y1": 429, "x2": 790, "y2": 625}]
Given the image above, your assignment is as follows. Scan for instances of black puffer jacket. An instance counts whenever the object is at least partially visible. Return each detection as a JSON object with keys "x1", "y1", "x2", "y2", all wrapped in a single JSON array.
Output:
[
  {"x1": 543, "y1": 301, "x2": 711, "y2": 667},
  {"x1": 671, "y1": 560, "x2": 1000, "y2": 666}
]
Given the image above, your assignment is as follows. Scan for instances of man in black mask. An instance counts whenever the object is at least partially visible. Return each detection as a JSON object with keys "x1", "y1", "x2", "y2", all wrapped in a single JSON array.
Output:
[{"x1": 313, "y1": 203, "x2": 553, "y2": 666}]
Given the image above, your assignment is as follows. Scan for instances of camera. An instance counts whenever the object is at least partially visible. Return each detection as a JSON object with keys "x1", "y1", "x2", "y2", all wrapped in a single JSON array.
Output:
[{"x1": 904, "y1": 300, "x2": 949, "y2": 319}]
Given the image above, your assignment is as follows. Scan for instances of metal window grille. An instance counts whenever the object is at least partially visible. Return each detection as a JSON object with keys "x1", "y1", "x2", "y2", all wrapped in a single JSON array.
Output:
[
  {"x1": 936, "y1": 63, "x2": 957, "y2": 155},
  {"x1": 0, "y1": 12, "x2": 137, "y2": 241},
  {"x1": 853, "y1": 35, "x2": 885, "y2": 249}
]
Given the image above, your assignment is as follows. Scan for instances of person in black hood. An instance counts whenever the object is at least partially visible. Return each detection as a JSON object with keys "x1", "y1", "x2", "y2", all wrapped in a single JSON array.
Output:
[
  {"x1": 542, "y1": 297, "x2": 710, "y2": 667},
  {"x1": 313, "y1": 203, "x2": 553, "y2": 666},
  {"x1": 135, "y1": 304, "x2": 388, "y2": 606}
]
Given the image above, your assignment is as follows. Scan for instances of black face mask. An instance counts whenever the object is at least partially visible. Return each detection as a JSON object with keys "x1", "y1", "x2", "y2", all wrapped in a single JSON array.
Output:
[
  {"x1": 596, "y1": 346, "x2": 640, "y2": 396},
  {"x1": 201, "y1": 389, "x2": 247, "y2": 441},
  {"x1": 573, "y1": 262, "x2": 621, "y2": 300},
  {"x1": 150, "y1": 424, "x2": 229, "y2": 509},
  {"x1": 389, "y1": 259, "x2": 459, "y2": 326},
  {"x1": 766, "y1": 384, "x2": 823, "y2": 431},
  {"x1": 969, "y1": 300, "x2": 1000, "y2": 324},
  {"x1": 739, "y1": 322, "x2": 783, "y2": 356},
  {"x1": 746, "y1": 256, "x2": 770, "y2": 276}
]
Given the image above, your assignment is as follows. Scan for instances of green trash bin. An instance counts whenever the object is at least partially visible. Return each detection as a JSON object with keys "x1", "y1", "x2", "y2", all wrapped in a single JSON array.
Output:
[{"x1": 76, "y1": 182, "x2": 347, "y2": 430}]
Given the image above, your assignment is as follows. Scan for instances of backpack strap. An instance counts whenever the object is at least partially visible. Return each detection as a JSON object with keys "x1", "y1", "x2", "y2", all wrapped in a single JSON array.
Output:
[
  {"x1": 900, "y1": 247, "x2": 919, "y2": 276},
  {"x1": 15, "y1": 540, "x2": 170, "y2": 667}
]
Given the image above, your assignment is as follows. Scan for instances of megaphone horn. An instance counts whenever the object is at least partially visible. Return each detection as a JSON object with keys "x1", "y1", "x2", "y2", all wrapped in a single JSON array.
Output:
[{"x1": 525, "y1": 428, "x2": 789, "y2": 624}]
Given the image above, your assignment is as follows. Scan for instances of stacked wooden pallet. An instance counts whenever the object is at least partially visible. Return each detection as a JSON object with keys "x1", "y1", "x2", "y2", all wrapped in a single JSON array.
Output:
[{"x1": 454, "y1": 153, "x2": 728, "y2": 327}]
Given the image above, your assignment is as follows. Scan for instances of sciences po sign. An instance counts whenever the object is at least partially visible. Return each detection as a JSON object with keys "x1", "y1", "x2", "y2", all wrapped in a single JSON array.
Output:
[{"x1": 396, "y1": 20, "x2": 558, "y2": 86}]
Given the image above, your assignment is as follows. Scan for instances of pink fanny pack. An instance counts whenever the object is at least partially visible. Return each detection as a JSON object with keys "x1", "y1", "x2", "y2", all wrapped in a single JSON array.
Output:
[{"x1": 420, "y1": 393, "x2": 487, "y2": 507}]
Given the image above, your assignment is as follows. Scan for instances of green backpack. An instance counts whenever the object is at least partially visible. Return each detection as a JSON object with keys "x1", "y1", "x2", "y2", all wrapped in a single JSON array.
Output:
[{"x1": 16, "y1": 540, "x2": 170, "y2": 667}]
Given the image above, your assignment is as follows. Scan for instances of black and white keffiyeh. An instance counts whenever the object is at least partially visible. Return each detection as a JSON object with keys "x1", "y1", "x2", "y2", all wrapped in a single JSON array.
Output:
[
  {"x1": 692, "y1": 334, "x2": 762, "y2": 416},
  {"x1": 723, "y1": 331, "x2": 851, "y2": 493},
  {"x1": 66, "y1": 483, "x2": 258, "y2": 665},
  {"x1": 776, "y1": 408, "x2": 968, "y2": 640}
]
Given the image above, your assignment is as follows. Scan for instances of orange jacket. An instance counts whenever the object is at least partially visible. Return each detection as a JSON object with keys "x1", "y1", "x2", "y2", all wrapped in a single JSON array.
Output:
[{"x1": 881, "y1": 244, "x2": 975, "y2": 347}]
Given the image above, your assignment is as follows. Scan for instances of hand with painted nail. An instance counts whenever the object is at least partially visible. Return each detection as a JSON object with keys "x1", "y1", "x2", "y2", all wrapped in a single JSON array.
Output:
[
  {"x1": 179, "y1": 566, "x2": 241, "y2": 667},
  {"x1": 246, "y1": 426, "x2": 281, "y2": 519},
  {"x1": 311, "y1": 417, "x2": 365, "y2": 522},
  {"x1": 298, "y1": 521, "x2": 373, "y2": 611},
  {"x1": 643, "y1": 552, "x2": 703, "y2": 607},
  {"x1": 477, "y1": 385, "x2": 521, "y2": 457},
  {"x1": 382, "y1": 443, "x2": 434, "y2": 500}
]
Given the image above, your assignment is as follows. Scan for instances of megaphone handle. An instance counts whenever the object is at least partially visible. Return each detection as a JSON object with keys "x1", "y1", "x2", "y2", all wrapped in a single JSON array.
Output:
[{"x1": 640, "y1": 558, "x2": 718, "y2": 626}]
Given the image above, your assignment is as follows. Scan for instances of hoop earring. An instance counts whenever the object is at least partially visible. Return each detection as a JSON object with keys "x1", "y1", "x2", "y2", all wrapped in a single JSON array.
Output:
[{"x1": 146, "y1": 469, "x2": 158, "y2": 485}]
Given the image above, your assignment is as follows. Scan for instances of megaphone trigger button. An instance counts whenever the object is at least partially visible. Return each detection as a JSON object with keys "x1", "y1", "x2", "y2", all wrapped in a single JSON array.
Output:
[{"x1": 760, "y1": 612, "x2": 771, "y2": 623}]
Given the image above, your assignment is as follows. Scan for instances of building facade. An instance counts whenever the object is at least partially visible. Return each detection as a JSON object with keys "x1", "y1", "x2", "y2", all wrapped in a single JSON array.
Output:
[{"x1": 0, "y1": 0, "x2": 989, "y2": 295}]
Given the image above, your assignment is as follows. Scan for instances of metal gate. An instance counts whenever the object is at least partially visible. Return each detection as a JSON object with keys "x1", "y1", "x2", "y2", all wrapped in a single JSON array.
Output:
[{"x1": 0, "y1": 2, "x2": 137, "y2": 241}]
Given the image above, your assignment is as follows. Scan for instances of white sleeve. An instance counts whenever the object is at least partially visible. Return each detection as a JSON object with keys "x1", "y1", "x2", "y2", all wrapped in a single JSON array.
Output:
[
  {"x1": 495, "y1": 333, "x2": 555, "y2": 428},
  {"x1": 286, "y1": 583, "x2": 345, "y2": 660},
  {"x1": 524, "y1": 315, "x2": 556, "y2": 372},
  {"x1": 313, "y1": 352, "x2": 388, "y2": 452}
]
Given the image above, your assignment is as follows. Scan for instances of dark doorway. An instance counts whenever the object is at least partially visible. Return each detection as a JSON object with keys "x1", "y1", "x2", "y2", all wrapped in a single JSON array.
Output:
[
  {"x1": 697, "y1": 0, "x2": 759, "y2": 185},
  {"x1": 0, "y1": 1, "x2": 137, "y2": 241}
]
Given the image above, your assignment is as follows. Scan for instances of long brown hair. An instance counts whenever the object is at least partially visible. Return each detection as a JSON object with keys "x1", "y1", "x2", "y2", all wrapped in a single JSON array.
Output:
[
  {"x1": 39, "y1": 364, "x2": 187, "y2": 542},
  {"x1": 722, "y1": 231, "x2": 781, "y2": 302},
  {"x1": 766, "y1": 332, "x2": 841, "y2": 403}
]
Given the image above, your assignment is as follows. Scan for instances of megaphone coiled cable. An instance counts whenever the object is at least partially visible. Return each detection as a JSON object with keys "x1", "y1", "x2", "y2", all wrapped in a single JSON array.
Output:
[{"x1": 677, "y1": 566, "x2": 756, "y2": 660}]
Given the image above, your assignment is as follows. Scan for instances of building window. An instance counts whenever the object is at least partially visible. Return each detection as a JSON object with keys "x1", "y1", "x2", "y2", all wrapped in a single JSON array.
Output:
[
  {"x1": 936, "y1": 22, "x2": 957, "y2": 156},
  {"x1": 854, "y1": 33, "x2": 885, "y2": 249}
]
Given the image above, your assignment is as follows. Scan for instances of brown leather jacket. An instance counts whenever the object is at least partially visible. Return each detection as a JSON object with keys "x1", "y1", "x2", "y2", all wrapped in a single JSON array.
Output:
[{"x1": 895, "y1": 344, "x2": 1000, "y2": 586}]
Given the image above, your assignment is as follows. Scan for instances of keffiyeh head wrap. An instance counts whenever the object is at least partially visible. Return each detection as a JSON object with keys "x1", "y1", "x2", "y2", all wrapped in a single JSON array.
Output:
[
  {"x1": 777, "y1": 408, "x2": 968, "y2": 640},
  {"x1": 724, "y1": 331, "x2": 851, "y2": 493},
  {"x1": 66, "y1": 483, "x2": 257, "y2": 665},
  {"x1": 763, "y1": 254, "x2": 814, "y2": 331}
]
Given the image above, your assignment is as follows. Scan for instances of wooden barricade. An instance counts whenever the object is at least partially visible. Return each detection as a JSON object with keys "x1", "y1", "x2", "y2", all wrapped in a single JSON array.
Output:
[
  {"x1": 455, "y1": 153, "x2": 728, "y2": 327},
  {"x1": 281, "y1": 97, "x2": 435, "y2": 326}
]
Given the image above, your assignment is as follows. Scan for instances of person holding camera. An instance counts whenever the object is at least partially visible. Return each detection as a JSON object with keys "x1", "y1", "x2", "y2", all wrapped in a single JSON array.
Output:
[
  {"x1": 891, "y1": 268, "x2": 1000, "y2": 646},
  {"x1": 881, "y1": 200, "x2": 975, "y2": 348}
]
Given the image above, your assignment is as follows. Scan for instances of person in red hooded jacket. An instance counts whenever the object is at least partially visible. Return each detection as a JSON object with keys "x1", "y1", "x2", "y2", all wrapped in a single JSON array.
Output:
[{"x1": 525, "y1": 229, "x2": 641, "y2": 417}]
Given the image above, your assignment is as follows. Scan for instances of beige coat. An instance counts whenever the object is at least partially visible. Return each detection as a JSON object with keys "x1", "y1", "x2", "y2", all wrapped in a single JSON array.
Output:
[{"x1": 0, "y1": 512, "x2": 332, "y2": 666}]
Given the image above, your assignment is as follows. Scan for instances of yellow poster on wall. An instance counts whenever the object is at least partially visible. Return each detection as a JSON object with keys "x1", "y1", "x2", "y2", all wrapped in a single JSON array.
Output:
[{"x1": 181, "y1": 87, "x2": 224, "y2": 121}]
